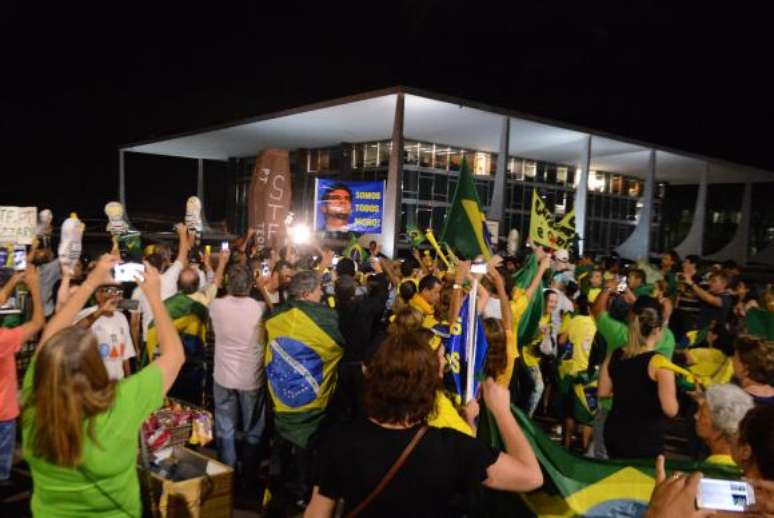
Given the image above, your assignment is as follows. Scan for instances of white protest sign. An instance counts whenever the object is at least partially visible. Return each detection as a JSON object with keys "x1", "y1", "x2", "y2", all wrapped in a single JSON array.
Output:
[{"x1": 0, "y1": 206, "x2": 38, "y2": 245}]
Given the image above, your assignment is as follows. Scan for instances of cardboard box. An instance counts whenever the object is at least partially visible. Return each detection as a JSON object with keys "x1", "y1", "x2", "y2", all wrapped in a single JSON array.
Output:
[{"x1": 145, "y1": 446, "x2": 233, "y2": 518}]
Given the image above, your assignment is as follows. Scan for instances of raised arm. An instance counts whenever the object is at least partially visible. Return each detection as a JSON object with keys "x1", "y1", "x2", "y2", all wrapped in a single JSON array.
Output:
[
  {"x1": 137, "y1": 265, "x2": 184, "y2": 393},
  {"x1": 213, "y1": 248, "x2": 230, "y2": 289},
  {"x1": 524, "y1": 255, "x2": 551, "y2": 301},
  {"x1": 592, "y1": 279, "x2": 617, "y2": 320},
  {"x1": 0, "y1": 272, "x2": 23, "y2": 306},
  {"x1": 449, "y1": 261, "x2": 470, "y2": 324},
  {"x1": 684, "y1": 279, "x2": 722, "y2": 307},
  {"x1": 173, "y1": 223, "x2": 192, "y2": 268},
  {"x1": 481, "y1": 378, "x2": 543, "y2": 491},
  {"x1": 39, "y1": 253, "x2": 119, "y2": 348},
  {"x1": 489, "y1": 267, "x2": 512, "y2": 332},
  {"x1": 18, "y1": 266, "x2": 45, "y2": 343}
]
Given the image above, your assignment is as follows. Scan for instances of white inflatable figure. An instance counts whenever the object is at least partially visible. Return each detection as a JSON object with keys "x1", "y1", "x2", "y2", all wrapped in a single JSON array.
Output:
[
  {"x1": 104, "y1": 201, "x2": 129, "y2": 236},
  {"x1": 506, "y1": 229, "x2": 520, "y2": 256},
  {"x1": 185, "y1": 196, "x2": 203, "y2": 234},
  {"x1": 58, "y1": 213, "x2": 84, "y2": 276},
  {"x1": 37, "y1": 209, "x2": 53, "y2": 249}
]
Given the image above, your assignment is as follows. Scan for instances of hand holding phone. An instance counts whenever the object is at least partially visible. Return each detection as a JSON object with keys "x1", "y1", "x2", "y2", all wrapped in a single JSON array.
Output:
[
  {"x1": 221, "y1": 241, "x2": 229, "y2": 252},
  {"x1": 113, "y1": 262, "x2": 145, "y2": 283},
  {"x1": 696, "y1": 478, "x2": 755, "y2": 512}
]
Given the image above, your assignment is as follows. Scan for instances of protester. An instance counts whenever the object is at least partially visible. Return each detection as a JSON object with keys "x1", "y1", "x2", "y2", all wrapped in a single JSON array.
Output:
[
  {"x1": 22, "y1": 255, "x2": 184, "y2": 516},
  {"x1": 684, "y1": 270, "x2": 734, "y2": 333},
  {"x1": 598, "y1": 305, "x2": 678, "y2": 459},
  {"x1": 410, "y1": 274, "x2": 443, "y2": 329},
  {"x1": 731, "y1": 404, "x2": 774, "y2": 480},
  {"x1": 671, "y1": 254, "x2": 703, "y2": 344},
  {"x1": 74, "y1": 281, "x2": 135, "y2": 380},
  {"x1": 522, "y1": 289, "x2": 558, "y2": 417},
  {"x1": 482, "y1": 264, "x2": 516, "y2": 388},
  {"x1": 209, "y1": 262, "x2": 268, "y2": 497},
  {"x1": 693, "y1": 384, "x2": 754, "y2": 466},
  {"x1": 0, "y1": 267, "x2": 44, "y2": 494},
  {"x1": 304, "y1": 332, "x2": 543, "y2": 517},
  {"x1": 731, "y1": 335, "x2": 774, "y2": 406}
]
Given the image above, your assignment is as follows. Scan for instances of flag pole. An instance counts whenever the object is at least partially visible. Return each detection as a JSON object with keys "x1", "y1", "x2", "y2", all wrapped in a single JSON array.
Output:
[{"x1": 465, "y1": 277, "x2": 478, "y2": 403}]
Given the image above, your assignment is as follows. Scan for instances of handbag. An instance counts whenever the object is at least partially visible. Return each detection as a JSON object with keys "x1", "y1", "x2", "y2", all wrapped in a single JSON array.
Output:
[{"x1": 345, "y1": 424, "x2": 428, "y2": 518}]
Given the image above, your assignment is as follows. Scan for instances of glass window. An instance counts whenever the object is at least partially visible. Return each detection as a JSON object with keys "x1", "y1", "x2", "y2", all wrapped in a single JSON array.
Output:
[
  {"x1": 364, "y1": 144, "x2": 378, "y2": 168},
  {"x1": 602, "y1": 196, "x2": 611, "y2": 219},
  {"x1": 511, "y1": 159, "x2": 525, "y2": 180},
  {"x1": 524, "y1": 161, "x2": 537, "y2": 180},
  {"x1": 319, "y1": 150, "x2": 330, "y2": 171},
  {"x1": 418, "y1": 207, "x2": 432, "y2": 230},
  {"x1": 474, "y1": 152, "x2": 491, "y2": 176},
  {"x1": 557, "y1": 167, "x2": 568, "y2": 185},
  {"x1": 535, "y1": 163, "x2": 546, "y2": 183},
  {"x1": 476, "y1": 181, "x2": 490, "y2": 207},
  {"x1": 545, "y1": 165, "x2": 557, "y2": 184},
  {"x1": 511, "y1": 184, "x2": 524, "y2": 209},
  {"x1": 404, "y1": 141, "x2": 420, "y2": 166},
  {"x1": 307, "y1": 150, "x2": 319, "y2": 173},
  {"x1": 434, "y1": 146, "x2": 450, "y2": 171},
  {"x1": 434, "y1": 175, "x2": 448, "y2": 201},
  {"x1": 611, "y1": 175, "x2": 623, "y2": 195},
  {"x1": 449, "y1": 148, "x2": 462, "y2": 171},
  {"x1": 352, "y1": 144, "x2": 362, "y2": 169},
  {"x1": 418, "y1": 174, "x2": 433, "y2": 200},
  {"x1": 377, "y1": 141, "x2": 391, "y2": 167},
  {"x1": 420, "y1": 143, "x2": 434, "y2": 168},
  {"x1": 629, "y1": 180, "x2": 642, "y2": 197},
  {"x1": 402, "y1": 169, "x2": 418, "y2": 197},
  {"x1": 432, "y1": 207, "x2": 446, "y2": 234}
]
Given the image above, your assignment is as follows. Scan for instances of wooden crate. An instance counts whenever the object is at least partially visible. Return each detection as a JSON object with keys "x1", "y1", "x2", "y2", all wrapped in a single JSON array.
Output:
[{"x1": 144, "y1": 446, "x2": 233, "y2": 518}]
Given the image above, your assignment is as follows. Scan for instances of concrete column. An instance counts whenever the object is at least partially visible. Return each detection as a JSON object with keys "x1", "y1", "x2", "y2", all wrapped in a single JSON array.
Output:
[
  {"x1": 487, "y1": 116, "x2": 509, "y2": 225},
  {"x1": 574, "y1": 136, "x2": 592, "y2": 255},
  {"x1": 382, "y1": 94, "x2": 405, "y2": 258},
  {"x1": 615, "y1": 149, "x2": 656, "y2": 260},
  {"x1": 706, "y1": 181, "x2": 752, "y2": 265},
  {"x1": 197, "y1": 159, "x2": 205, "y2": 204},
  {"x1": 674, "y1": 163, "x2": 708, "y2": 257},
  {"x1": 118, "y1": 150, "x2": 126, "y2": 207}
]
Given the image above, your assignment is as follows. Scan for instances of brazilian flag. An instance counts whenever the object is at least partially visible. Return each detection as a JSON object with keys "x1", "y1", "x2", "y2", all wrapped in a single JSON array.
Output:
[
  {"x1": 512, "y1": 254, "x2": 547, "y2": 347},
  {"x1": 439, "y1": 157, "x2": 492, "y2": 260},
  {"x1": 746, "y1": 308, "x2": 774, "y2": 339},
  {"x1": 476, "y1": 405, "x2": 741, "y2": 517},
  {"x1": 406, "y1": 224, "x2": 426, "y2": 247},
  {"x1": 145, "y1": 293, "x2": 208, "y2": 364},
  {"x1": 342, "y1": 233, "x2": 368, "y2": 264},
  {"x1": 265, "y1": 299, "x2": 344, "y2": 448}
]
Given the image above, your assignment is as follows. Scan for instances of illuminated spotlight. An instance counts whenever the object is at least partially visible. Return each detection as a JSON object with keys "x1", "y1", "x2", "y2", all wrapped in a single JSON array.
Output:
[{"x1": 290, "y1": 224, "x2": 311, "y2": 244}]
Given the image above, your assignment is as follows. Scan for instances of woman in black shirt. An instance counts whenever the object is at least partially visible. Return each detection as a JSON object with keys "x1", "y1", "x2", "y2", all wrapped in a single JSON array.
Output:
[
  {"x1": 598, "y1": 306, "x2": 679, "y2": 459},
  {"x1": 304, "y1": 331, "x2": 543, "y2": 517}
]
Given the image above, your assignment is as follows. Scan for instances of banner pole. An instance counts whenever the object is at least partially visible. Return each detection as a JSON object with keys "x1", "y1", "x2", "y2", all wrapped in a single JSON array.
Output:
[{"x1": 465, "y1": 277, "x2": 478, "y2": 403}]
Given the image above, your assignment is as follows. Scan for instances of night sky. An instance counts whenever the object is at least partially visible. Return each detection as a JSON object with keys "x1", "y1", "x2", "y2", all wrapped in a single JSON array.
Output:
[{"x1": 3, "y1": 2, "x2": 774, "y2": 222}]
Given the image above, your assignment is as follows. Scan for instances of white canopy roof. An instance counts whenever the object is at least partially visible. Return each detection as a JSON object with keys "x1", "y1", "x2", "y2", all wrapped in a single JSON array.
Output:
[{"x1": 123, "y1": 87, "x2": 773, "y2": 185}]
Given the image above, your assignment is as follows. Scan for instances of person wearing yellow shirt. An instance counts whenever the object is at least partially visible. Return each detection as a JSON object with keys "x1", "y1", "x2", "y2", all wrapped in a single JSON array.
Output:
[
  {"x1": 410, "y1": 275, "x2": 442, "y2": 330},
  {"x1": 557, "y1": 295, "x2": 597, "y2": 449}
]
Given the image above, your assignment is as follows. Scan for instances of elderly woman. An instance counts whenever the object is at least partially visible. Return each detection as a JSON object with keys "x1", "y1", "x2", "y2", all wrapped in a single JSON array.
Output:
[
  {"x1": 694, "y1": 384, "x2": 754, "y2": 467},
  {"x1": 732, "y1": 335, "x2": 774, "y2": 406}
]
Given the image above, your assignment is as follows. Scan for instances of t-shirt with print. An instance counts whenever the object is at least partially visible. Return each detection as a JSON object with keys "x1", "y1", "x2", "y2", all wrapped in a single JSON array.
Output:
[
  {"x1": 559, "y1": 314, "x2": 597, "y2": 376},
  {"x1": 0, "y1": 327, "x2": 25, "y2": 421},
  {"x1": 22, "y1": 362, "x2": 164, "y2": 518},
  {"x1": 315, "y1": 418, "x2": 498, "y2": 518},
  {"x1": 76, "y1": 307, "x2": 135, "y2": 380},
  {"x1": 596, "y1": 312, "x2": 675, "y2": 359}
]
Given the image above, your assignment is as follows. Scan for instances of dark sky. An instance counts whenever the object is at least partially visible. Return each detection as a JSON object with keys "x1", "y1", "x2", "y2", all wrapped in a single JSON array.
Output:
[{"x1": 3, "y1": 2, "x2": 774, "y2": 219}]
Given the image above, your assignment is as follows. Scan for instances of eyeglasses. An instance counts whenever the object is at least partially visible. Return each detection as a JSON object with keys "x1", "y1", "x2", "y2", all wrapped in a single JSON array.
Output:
[{"x1": 98, "y1": 287, "x2": 122, "y2": 295}]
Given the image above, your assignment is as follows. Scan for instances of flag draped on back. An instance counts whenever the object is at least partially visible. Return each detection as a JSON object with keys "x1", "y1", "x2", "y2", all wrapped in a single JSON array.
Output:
[
  {"x1": 265, "y1": 299, "x2": 344, "y2": 448},
  {"x1": 476, "y1": 405, "x2": 741, "y2": 517},
  {"x1": 511, "y1": 254, "x2": 547, "y2": 346},
  {"x1": 439, "y1": 158, "x2": 492, "y2": 260},
  {"x1": 446, "y1": 295, "x2": 489, "y2": 400},
  {"x1": 145, "y1": 293, "x2": 208, "y2": 364}
]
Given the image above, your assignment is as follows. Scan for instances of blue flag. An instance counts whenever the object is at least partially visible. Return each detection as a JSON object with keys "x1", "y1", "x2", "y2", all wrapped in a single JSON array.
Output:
[{"x1": 446, "y1": 295, "x2": 489, "y2": 400}]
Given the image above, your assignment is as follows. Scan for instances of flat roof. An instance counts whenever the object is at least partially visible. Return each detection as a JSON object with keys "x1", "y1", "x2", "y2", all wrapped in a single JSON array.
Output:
[{"x1": 123, "y1": 86, "x2": 774, "y2": 185}]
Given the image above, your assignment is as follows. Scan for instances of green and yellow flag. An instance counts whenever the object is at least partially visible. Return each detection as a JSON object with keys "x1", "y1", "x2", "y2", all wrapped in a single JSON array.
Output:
[
  {"x1": 529, "y1": 190, "x2": 576, "y2": 251},
  {"x1": 439, "y1": 158, "x2": 492, "y2": 260},
  {"x1": 477, "y1": 405, "x2": 741, "y2": 517},
  {"x1": 512, "y1": 254, "x2": 548, "y2": 347},
  {"x1": 406, "y1": 224, "x2": 426, "y2": 247},
  {"x1": 145, "y1": 293, "x2": 208, "y2": 364},
  {"x1": 265, "y1": 300, "x2": 344, "y2": 448},
  {"x1": 342, "y1": 233, "x2": 368, "y2": 264}
]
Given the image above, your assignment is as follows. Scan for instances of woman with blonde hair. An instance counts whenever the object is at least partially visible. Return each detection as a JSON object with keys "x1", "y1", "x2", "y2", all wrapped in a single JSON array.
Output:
[
  {"x1": 22, "y1": 253, "x2": 185, "y2": 517},
  {"x1": 598, "y1": 304, "x2": 678, "y2": 459}
]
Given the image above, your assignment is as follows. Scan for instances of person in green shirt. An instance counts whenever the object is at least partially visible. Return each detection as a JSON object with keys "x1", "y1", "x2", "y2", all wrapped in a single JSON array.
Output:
[{"x1": 22, "y1": 253, "x2": 185, "y2": 517}]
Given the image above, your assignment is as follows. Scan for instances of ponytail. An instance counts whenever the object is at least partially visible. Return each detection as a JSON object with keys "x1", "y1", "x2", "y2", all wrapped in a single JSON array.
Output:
[{"x1": 624, "y1": 306, "x2": 663, "y2": 358}]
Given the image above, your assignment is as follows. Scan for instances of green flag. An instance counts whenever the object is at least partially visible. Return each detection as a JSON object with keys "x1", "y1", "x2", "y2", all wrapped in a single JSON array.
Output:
[
  {"x1": 746, "y1": 308, "x2": 774, "y2": 340},
  {"x1": 512, "y1": 254, "x2": 547, "y2": 347},
  {"x1": 342, "y1": 233, "x2": 368, "y2": 264},
  {"x1": 476, "y1": 404, "x2": 741, "y2": 517},
  {"x1": 439, "y1": 158, "x2": 492, "y2": 260},
  {"x1": 406, "y1": 224, "x2": 426, "y2": 247}
]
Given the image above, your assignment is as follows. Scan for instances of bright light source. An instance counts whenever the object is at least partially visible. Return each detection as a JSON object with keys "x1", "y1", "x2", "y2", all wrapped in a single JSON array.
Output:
[{"x1": 290, "y1": 224, "x2": 311, "y2": 244}]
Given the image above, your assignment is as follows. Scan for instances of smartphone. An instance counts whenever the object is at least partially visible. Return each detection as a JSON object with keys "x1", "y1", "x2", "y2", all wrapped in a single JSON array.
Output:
[
  {"x1": 471, "y1": 262, "x2": 488, "y2": 274},
  {"x1": 616, "y1": 276, "x2": 628, "y2": 293},
  {"x1": 696, "y1": 478, "x2": 755, "y2": 512},
  {"x1": 113, "y1": 262, "x2": 145, "y2": 283},
  {"x1": 261, "y1": 261, "x2": 270, "y2": 277},
  {"x1": 221, "y1": 241, "x2": 229, "y2": 252},
  {"x1": 332, "y1": 256, "x2": 340, "y2": 266},
  {"x1": 13, "y1": 245, "x2": 26, "y2": 271},
  {"x1": 117, "y1": 299, "x2": 139, "y2": 311}
]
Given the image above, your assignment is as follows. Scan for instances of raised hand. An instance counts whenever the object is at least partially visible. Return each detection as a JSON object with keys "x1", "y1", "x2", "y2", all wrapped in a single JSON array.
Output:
[
  {"x1": 136, "y1": 262, "x2": 161, "y2": 301},
  {"x1": 86, "y1": 253, "x2": 120, "y2": 288}
]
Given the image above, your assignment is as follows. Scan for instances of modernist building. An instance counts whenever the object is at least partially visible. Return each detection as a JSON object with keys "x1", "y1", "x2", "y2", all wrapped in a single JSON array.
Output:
[{"x1": 120, "y1": 87, "x2": 774, "y2": 264}]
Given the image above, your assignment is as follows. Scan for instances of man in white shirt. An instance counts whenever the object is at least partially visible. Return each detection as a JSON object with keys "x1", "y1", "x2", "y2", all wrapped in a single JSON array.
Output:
[
  {"x1": 75, "y1": 283, "x2": 135, "y2": 380},
  {"x1": 209, "y1": 263, "x2": 267, "y2": 496}
]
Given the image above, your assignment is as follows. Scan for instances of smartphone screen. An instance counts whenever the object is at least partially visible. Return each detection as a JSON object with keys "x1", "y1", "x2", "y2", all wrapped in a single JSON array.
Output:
[
  {"x1": 471, "y1": 262, "x2": 488, "y2": 274},
  {"x1": 113, "y1": 262, "x2": 145, "y2": 283},
  {"x1": 221, "y1": 241, "x2": 229, "y2": 251},
  {"x1": 13, "y1": 245, "x2": 26, "y2": 271},
  {"x1": 696, "y1": 478, "x2": 755, "y2": 512}
]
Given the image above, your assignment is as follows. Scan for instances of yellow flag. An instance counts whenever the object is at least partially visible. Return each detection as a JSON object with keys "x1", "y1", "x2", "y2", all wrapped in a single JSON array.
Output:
[{"x1": 529, "y1": 191, "x2": 575, "y2": 250}]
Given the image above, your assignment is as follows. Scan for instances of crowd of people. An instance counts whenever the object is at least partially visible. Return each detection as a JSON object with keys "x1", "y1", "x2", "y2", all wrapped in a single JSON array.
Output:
[{"x1": 0, "y1": 219, "x2": 773, "y2": 517}]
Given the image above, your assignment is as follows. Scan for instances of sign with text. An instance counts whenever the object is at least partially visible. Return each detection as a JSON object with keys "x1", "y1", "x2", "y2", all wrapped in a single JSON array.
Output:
[
  {"x1": 0, "y1": 206, "x2": 37, "y2": 245},
  {"x1": 248, "y1": 149, "x2": 292, "y2": 249},
  {"x1": 314, "y1": 179, "x2": 385, "y2": 234},
  {"x1": 529, "y1": 191, "x2": 576, "y2": 250}
]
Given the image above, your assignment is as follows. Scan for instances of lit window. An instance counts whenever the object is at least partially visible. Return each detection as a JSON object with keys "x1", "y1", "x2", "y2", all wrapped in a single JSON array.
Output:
[
  {"x1": 474, "y1": 152, "x2": 491, "y2": 176},
  {"x1": 524, "y1": 161, "x2": 537, "y2": 179},
  {"x1": 557, "y1": 167, "x2": 568, "y2": 185},
  {"x1": 588, "y1": 171, "x2": 605, "y2": 192}
]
